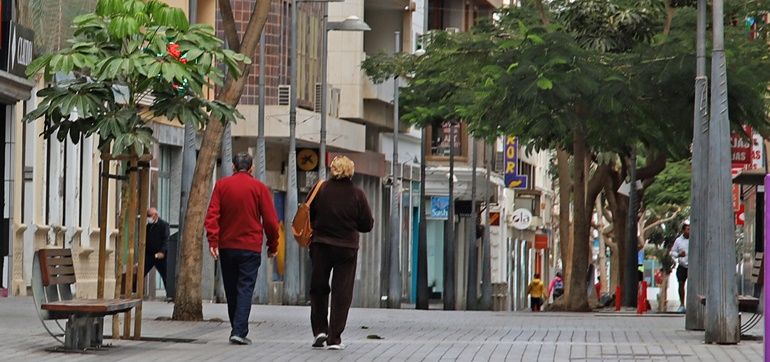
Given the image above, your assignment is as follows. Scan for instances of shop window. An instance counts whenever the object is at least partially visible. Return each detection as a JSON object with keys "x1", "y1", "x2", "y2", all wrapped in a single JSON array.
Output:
[{"x1": 425, "y1": 120, "x2": 467, "y2": 160}]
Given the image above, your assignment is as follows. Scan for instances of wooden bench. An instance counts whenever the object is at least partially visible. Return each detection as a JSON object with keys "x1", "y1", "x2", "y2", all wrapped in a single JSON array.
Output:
[
  {"x1": 31, "y1": 248, "x2": 141, "y2": 351},
  {"x1": 697, "y1": 252, "x2": 766, "y2": 332}
]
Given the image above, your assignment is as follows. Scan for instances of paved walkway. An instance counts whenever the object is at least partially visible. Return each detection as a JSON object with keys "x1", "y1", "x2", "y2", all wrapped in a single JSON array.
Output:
[{"x1": 0, "y1": 297, "x2": 763, "y2": 361}]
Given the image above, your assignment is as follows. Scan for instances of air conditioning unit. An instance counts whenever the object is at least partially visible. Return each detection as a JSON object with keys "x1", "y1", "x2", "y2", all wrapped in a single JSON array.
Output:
[
  {"x1": 445, "y1": 27, "x2": 460, "y2": 33},
  {"x1": 314, "y1": 83, "x2": 323, "y2": 113},
  {"x1": 278, "y1": 85, "x2": 291, "y2": 105}
]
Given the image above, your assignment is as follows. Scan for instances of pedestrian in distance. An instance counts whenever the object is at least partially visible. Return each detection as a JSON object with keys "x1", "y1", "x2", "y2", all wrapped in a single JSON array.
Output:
[
  {"x1": 205, "y1": 152, "x2": 280, "y2": 345},
  {"x1": 308, "y1": 156, "x2": 374, "y2": 350},
  {"x1": 144, "y1": 207, "x2": 170, "y2": 289},
  {"x1": 527, "y1": 273, "x2": 546, "y2": 312},
  {"x1": 670, "y1": 222, "x2": 690, "y2": 313},
  {"x1": 548, "y1": 272, "x2": 565, "y2": 302}
]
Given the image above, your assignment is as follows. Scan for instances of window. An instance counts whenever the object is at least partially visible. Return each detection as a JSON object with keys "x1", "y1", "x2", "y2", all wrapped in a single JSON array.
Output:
[
  {"x1": 426, "y1": 120, "x2": 467, "y2": 160},
  {"x1": 297, "y1": 10, "x2": 320, "y2": 108}
]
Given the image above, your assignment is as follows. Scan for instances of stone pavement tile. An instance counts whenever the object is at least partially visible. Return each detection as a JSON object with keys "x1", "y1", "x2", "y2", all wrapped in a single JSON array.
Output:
[
  {"x1": 468, "y1": 341, "x2": 496, "y2": 360},
  {"x1": 538, "y1": 342, "x2": 557, "y2": 361},
  {"x1": 1, "y1": 297, "x2": 764, "y2": 361}
]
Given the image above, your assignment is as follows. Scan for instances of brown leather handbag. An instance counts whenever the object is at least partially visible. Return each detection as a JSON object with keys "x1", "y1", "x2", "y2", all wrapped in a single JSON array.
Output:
[{"x1": 291, "y1": 180, "x2": 325, "y2": 247}]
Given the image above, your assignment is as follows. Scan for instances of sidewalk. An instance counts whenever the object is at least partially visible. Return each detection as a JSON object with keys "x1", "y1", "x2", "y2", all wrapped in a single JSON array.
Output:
[{"x1": 0, "y1": 297, "x2": 763, "y2": 361}]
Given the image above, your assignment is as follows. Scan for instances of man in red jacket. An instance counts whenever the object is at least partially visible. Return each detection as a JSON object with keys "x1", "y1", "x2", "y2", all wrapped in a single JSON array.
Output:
[{"x1": 205, "y1": 153, "x2": 280, "y2": 345}]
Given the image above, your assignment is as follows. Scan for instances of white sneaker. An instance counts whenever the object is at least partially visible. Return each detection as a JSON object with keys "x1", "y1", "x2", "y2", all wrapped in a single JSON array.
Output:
[
  {"x1": 312, "y1": 333, "x2": 327, "y2": 348},
  {"x1": 326, "y1": 344, "x2": 346, "y2": 350}
]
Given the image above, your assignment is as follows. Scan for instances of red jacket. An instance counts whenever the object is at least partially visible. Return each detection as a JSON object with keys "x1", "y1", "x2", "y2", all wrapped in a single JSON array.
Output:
[{"x1": 205, "y1": 172, "x2": 280, "y2": 254}]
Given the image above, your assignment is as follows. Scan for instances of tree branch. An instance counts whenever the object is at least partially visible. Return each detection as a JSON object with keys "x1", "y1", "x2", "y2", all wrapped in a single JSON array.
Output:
[
  {"x1": 587, "y1": 162, "x2": 610, "y2": 211},
  {"x1": 218, "y1": 0, "x2": 241, "y2": 52},
  {"x1": 533, "y1": 0, "x2": 550, "y2": 26},
  {"x1": 637, "y1": 153, "x2": 667, "y2": 180},
  {"x1": 663, "y1": 0, "x2": 675, "y2": 36}
]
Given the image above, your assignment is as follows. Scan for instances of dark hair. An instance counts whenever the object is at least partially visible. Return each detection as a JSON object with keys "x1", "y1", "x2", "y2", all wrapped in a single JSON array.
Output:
[
  {"x1": 233, "y1": 152, "x2": 253, "y2": 172},
  {"x1": 534, "y1": 273, "x2": 541, "y2": 279}
]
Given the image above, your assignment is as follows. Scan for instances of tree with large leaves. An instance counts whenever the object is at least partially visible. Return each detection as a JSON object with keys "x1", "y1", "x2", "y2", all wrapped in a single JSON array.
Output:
[
  {"x1": 362, "y1": 0, "x2": 770, "y2": 311},
  {"x1": 23, "y1": 0, "x2": 273, "y2": 321},
  {"x1": 23, "y1": 0, "x2": 248, "y2": 156}
]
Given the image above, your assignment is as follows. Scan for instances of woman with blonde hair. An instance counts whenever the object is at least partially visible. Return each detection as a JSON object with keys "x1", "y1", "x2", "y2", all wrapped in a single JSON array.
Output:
[{"x1": 308, "y1": 156, "x2": 374, "y2": 350}]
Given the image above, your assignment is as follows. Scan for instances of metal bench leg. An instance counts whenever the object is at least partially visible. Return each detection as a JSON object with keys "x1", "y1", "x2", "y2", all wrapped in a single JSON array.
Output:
[
  {"x1": 64, "y1": 316, "x2": 104, "y2": 351},
  {"x1": 64, "y1": 315, "x2": 88, "y2": 351},
  {"x1": 90, "y1": 317, "x2": 104, "y2": 348}
]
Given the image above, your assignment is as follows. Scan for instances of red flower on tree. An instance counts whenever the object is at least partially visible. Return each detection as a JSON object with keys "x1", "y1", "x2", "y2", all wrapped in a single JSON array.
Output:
[{"x1": 167, "y1": 43, "x2": 182, "y2": 59}]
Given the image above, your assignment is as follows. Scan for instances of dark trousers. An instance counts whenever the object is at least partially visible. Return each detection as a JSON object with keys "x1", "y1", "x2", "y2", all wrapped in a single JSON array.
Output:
[
  {"x1": 309, "y1": 243, "x2": 357, "y2": 346},
  {"x1": 143, "y1": 254, "x2": 168, "y2": 287},
  {"x1": 219, "y1": 249, "x2": 261, "y2": 338}
]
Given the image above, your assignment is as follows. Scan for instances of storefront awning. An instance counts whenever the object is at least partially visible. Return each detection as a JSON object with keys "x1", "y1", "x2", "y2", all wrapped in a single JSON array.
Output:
[
  {"x1": 733, "y1": 169, "x2": 767, "y2": 186},
  {"x1": 0, "y1": 70, "x2": 34, "y2": 105}
]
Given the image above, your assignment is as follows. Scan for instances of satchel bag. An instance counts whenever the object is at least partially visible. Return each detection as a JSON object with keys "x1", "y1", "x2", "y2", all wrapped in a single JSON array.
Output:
[{"x1": 291, "y1": 180, "x2": 325, "y2": 247}]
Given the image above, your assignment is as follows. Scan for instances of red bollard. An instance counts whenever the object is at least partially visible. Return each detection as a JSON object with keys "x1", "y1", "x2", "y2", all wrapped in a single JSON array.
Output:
[
  {"x1": 615, "y1": 285, "x2": 622, "y2": 311},
  {"x1": 636, "y1": 281, "x2": 649, "y2": 314}
]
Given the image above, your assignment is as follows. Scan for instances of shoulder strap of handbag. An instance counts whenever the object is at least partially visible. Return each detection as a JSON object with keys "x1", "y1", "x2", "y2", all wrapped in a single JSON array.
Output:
[{"x1": 306, "y1": 180, "x2": 325, "y2": 206}]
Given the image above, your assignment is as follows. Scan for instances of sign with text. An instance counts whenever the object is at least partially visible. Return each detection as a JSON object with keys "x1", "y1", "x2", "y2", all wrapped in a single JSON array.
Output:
[
  {"x1": 731, "y1": 125, "x2": 763, "y2": 168},
  {"x1": 4, "y1": 22, "x2": 33, "y2": 77},
  {"x1": 511, "y1": 208, "x2": 533, "y2": 230},
  {"x1": 503, "y1": 136, "x2": 528, "y2": 189},
  {"x1": 429, "y1": 196, "x2": 449, "y2": 220}
]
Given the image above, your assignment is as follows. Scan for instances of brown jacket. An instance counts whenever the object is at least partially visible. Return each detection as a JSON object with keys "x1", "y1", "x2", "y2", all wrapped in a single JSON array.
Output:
[{"x1": 309, "y1": 178, "x2": 374, "y2": 249}]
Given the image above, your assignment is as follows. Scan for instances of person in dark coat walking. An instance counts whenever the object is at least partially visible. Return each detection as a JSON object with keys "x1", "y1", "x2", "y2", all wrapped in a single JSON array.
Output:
[
  {"x1": 144, "y1": 207, "x2": 170, "y2": 287},
  {"x1": 308, "y1": 156, "x2": 374, "y2": 350},
  {"x1": 205, "y1": 153, "x2": 280, "y2": 345}
]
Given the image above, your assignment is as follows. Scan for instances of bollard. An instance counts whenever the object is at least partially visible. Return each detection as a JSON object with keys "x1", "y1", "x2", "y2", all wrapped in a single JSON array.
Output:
[
  {"x1": 637, "y1": 282, "x2": 644, "y2": 314},
  {"x1": 615, "y1": 285, "x2": 622, "y2": 311}
]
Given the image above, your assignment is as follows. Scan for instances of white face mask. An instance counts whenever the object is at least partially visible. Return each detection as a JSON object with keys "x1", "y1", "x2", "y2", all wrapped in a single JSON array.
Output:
[{"x1": 147, "y1": 217, "x2": 157, "y2": 225}]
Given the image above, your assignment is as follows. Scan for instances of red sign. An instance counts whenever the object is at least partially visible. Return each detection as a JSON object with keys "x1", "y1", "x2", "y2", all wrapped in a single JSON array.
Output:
[
  {"x1": 731, "y1": 126, "x2": 753, "y2": 167},
  {"x1": 736, "y1": 204, "x2": 745, "y2": 226},
  {"x1": 534, "y1": 234, "x2": 548, "y2": 250},
  {"x1": 489, "y1": 212, "x2": 500, "y2": 226}
]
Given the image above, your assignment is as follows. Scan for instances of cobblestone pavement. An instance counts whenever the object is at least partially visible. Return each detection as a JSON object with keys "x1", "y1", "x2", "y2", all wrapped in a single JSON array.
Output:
[{"x1": 0, "y1": 297, "x2": 763, "y2": 361}]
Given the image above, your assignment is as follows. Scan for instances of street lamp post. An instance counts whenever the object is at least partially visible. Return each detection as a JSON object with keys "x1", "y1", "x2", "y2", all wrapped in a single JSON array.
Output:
[
  {"x1": 387, "y1": 31, "x2": 402, "y2": 309},
  {"x1": 320, "y1": 14, "x2": 371, "y2": 180},
  {"x1": 686, "y1": 0, "x2": 708, "y2": 331},
  {"x1": 705, "y1": 0, "x2": 739, "y2": 344},
  {"x1": 285, "y1": 0, "x2": 300, "y2": 305}
]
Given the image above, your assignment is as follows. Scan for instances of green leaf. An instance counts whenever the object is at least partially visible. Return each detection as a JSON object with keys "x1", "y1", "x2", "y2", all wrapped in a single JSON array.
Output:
[{"x1": 536, "y1": 77, "x2": 553, "y2": 90}]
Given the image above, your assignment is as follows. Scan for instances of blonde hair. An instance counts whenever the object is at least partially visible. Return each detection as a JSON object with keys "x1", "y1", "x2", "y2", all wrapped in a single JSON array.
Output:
[{"x1": 330, "y1": 156, "x2": 355, "y2": 179}]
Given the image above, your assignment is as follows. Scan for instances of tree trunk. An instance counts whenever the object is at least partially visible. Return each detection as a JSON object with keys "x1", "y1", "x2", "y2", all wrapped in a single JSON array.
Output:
[
  {"x1": 556, "y1": 149, "x2": 572, "y2": 284},
  {"x1": 597, "y1": 198, "x2": 608, "y2": 295},
  {"x1": 611, "y1": 195, "x2": 628, "y2": 295},
  {"x1": 173, "y1": 0, "x2": 272, "y2": 321},
  {"x1": 663, "y1": 0, "x2": 675, "y2": 36},
  {"x1": 565, "y1": 128, "x2": 590, "y2": 312},
  {"x1": 658, "y1": 271, "x2": 670, "y2": 312}
]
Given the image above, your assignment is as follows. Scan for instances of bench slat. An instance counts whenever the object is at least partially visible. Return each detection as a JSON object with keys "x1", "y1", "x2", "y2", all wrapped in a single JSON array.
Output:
[
  {"x1": 49, "y1": 265, "x2": 75, "y2": 275},
  {"x1": 39, "y1": 248, "x2": 73, "y2": 257},
  {"x1": 38, "y1": 249, "x2": 76, "y2": 287},
  {"x1": 46, "y1": 275, "x2": 76, "y2": 286},
  {"x1": 42, "y1": 299, "x2": 141, "y2": 314},
  {"x1": 44, "y1": 257, "x2": 74, "y2": 268}
]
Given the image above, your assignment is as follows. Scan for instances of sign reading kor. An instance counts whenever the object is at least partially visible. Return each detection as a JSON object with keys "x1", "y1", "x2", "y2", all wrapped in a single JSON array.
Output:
[
  {"x1": 503, "y1": 136, "x2": 528, "y2": 189},
  {"x1": 6, "y1": 22, "x2": 33, "y2": 78}
]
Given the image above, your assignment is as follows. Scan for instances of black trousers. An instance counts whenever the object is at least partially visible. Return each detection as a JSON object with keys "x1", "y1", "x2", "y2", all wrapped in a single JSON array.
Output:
[
  {"x1": 220, "y1": 249, "x2": 261, "y2": 338},
  {"x1": 143, "y1": 254, "x2": 168, "y2": 287},
  {"x1": 309, "y1": 242, "x2": 358, "y2": 346}
]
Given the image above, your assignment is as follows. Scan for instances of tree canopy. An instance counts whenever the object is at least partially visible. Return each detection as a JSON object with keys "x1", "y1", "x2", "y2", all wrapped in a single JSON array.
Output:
[{"x1": 23, "y1": 0, "x2": 250, "y2": 156}]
